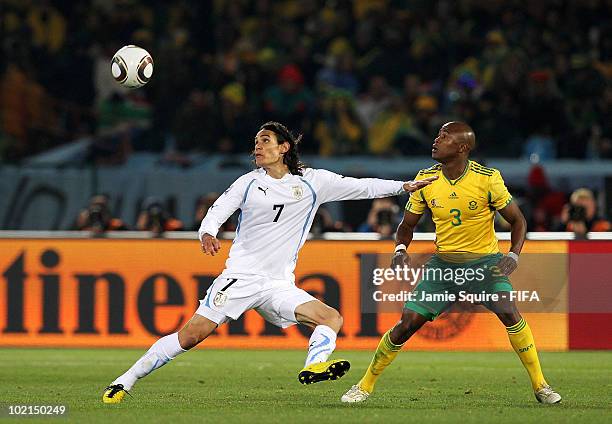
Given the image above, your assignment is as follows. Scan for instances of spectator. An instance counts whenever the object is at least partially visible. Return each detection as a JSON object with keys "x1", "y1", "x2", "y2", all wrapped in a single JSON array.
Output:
[
  {"x1": 316, "y1": 38, "x2": 359, "y2": 95},
  {"x1": 191, "y1": 193, "x2": 238, "y2": 233},
  {"x1": 357, "y1": 198, "x2": 401, "y2": 238},
  {"x1": 136, "y1": 197, "x2": 183, "y2": 237},
  {"x1": 525, "y1": 165, "x2": 566, "y2": 231},
  {"x1": 556, "y1": 188, "x2": 611, "y2": 237},
  {"x1": 74, "y1": 194, "x2": 127, "y2": 235},
  {"x1": 313, "y1": 90, "x2": 364, "y2": 156},
  {"x1": 355, "y1": 75, "x2": 392, "y2": 130},
  {"x1": 405, "y1": 94, "x2": 442, "y2": 150},
  {"x1": 310, "y1": 206, "x2": 346, "y2": 236},
  {"x1": 218, "y1": 82, "x2": 255, "y2": 153},
  {"x1": 367, "y1": 95, "x2": 413, "y2": 156},
  {"x1": 263, "y1": 64, "x2": 314, "y2": 133},
  {"x1": 26, "y1": 0, "x2": 66, "y2": 54},
  {"x1": 88, "y1": 91, "x2": 152, "y2": 164},
  {"x1": 174, "y1": 89, "x2": 218, "y2": 152}
]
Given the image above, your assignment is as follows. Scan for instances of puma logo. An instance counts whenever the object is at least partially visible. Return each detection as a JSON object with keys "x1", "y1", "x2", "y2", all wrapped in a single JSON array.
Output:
[{"x1": 258, "y1": 187, "x2": 269, "y2": 196}]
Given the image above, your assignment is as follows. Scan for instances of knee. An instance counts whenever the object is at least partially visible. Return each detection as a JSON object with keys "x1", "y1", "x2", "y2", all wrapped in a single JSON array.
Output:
[
  {"x1": 395, "y1": 319, "x2": 417, "y2": 338},
  {"x1": 319, "y1": 308, "x2": 343, "y2": 333},
  {"x1": 178, "y1": 321, "x2": 214, "y2": 350},
  {"x1": 491, "y1": 300, "x2": 521, "y2": 327},
  {"x1": 178, "y1": 331, "x2": 198, "y2": 350},
  {"x1": 393, "y1": 314, "x2": 425, "y2": 343},
  {"x1": 497, "y1": 311, "x2": 522, "y2": 328}
]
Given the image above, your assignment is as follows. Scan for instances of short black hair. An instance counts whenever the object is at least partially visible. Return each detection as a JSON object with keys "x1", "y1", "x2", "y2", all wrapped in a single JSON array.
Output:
[{"x1": 259, "y1": 121, "x2": 305, "y2": 176}]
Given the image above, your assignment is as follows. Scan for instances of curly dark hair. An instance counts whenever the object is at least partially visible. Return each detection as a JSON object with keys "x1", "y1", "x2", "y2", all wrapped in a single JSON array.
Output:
[{"x1": 258, "y1": 121, "x2": 305, "y2": 176}]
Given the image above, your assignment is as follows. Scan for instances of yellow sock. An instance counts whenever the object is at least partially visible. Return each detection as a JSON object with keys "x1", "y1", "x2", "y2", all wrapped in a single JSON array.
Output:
[
  {"x1": 506, "y1": 318, "x2": 547, "y2": 390},
  {"x1": 358, "y1": 330, "x2": 404, "y2": 393}
]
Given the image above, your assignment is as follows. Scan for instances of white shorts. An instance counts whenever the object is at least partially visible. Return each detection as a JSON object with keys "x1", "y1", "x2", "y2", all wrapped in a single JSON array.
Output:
[{"x1": 195, "y1": 274, "x2": 317, "y2": 328}]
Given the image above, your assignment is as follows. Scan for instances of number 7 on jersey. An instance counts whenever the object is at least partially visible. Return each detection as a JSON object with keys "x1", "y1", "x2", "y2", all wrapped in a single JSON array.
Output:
[{"x1": 273, "y1": 204, "x2": 284, "y2": 222}]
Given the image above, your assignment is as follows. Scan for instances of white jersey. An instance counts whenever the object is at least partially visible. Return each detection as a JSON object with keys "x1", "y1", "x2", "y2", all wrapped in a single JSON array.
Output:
[{"x1": 198, "y1": 168, "x2": 405, "y2": 281}]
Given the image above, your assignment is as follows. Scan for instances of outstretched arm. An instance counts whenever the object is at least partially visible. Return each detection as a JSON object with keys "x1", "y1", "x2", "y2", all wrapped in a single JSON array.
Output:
[
  {"x1": 496, "y1": 201, "x2": 527, "y2": 275},
  {"x1": 315, "y1": 169, "x2": 437, "y2": 203}
]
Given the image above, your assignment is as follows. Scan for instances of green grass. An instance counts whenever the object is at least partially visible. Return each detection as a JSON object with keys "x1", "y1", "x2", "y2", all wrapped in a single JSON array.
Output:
[{"x1": 0, "y1": 349, "x2": 610, "y2": 423}]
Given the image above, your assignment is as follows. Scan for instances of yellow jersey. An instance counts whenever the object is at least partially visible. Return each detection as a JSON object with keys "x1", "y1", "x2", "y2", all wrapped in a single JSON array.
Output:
[{"x1": 406, "y1": 160, "x2": 513, "y2": 254}]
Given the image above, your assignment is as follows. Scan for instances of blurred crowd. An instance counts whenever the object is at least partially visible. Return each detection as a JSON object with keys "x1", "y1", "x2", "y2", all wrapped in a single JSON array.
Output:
[{"x1": 1, "y1": 0, "x2": 612, "y2": 163}]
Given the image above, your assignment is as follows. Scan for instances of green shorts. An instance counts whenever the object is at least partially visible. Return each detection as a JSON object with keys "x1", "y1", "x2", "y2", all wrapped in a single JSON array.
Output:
[{"x1": 404, "y1": 253, "x2": 513, "y2": 320}]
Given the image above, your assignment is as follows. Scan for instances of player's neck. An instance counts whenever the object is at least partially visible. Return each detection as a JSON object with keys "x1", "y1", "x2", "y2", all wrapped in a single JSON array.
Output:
[
  {"x1": 264, "y1": 163, "x2": 290, "y2": 179},
  {"x1": 441, "y1": 158, "x2": 469, "y2": 180}
]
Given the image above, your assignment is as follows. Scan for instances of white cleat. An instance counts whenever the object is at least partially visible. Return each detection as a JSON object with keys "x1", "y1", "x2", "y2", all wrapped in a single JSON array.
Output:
[
  {"x1": 341, "y1": 385, "x2": 370, "y2": 403},
  {"x1": 534, "y1": 385, "x2": 562, "y2": 404}
]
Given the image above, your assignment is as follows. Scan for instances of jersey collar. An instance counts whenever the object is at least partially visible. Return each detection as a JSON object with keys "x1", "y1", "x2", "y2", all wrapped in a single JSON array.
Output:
[
  {"x1": 261, "y1": 168, "x2": 294, "y2": 183},
  {"x1": 442, "y1": 160, "x2": 470, "y2": 186}
]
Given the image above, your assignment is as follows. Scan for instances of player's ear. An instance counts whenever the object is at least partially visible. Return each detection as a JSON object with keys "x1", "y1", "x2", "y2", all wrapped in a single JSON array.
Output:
[{"x1": 280, "y1": 141, "x2": 290, "y2": 154}]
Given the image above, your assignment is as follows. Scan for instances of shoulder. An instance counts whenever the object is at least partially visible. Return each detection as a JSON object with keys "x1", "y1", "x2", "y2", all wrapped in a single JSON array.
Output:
[
  {"x1": 469, "y1": 161, "x2": 500, "y2": 178},
  {"x1": 301, "y1": 167, "x2": 316, "y2": 178},
  {"x1": 415, "y1": 163, "x2": 441, "y2": 179},
  {"x1": 236, "y1": 169, "x2": 262, "y2": 184},
  {"x1": 301, "y1": 168, "x2": 339, "y2": 181},
  {"x1": 224, "y1": 171, "x2": 260, "y2": 195}
]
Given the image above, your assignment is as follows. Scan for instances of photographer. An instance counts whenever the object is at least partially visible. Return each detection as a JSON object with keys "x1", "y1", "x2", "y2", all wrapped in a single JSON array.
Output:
[
  {"x1": 310, "y1": 206, "x2": 347, "y2": 236},
  {"x1": 557, "y1": 188, "x2": 610, "y2": 237},
  {"x1": 358, "y1": 198, "x2": 400, "y2": 238},
  {"x1": 136, "y1": 197, "x2": 183, "y2": 237},
  {"x1": 74, "y1": 194, "x2": 127, "y2": 235},
  {"x1": 192, "y1": 193, "x2": 228, "y2": 231}
]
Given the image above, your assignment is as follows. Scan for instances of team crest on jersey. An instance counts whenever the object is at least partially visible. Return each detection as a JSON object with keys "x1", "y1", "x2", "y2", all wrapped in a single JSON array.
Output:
[
  {"x1": 468, "y1": 200, "x2": 478, "y2": 210},
  {"x1": 430, "y1": 199, "x2": 443, "y2": 208},
  {"x1": 213, "y1": 291, "x2": 228, "y2": 307},
  {"x1": 291, "y1": 185, "x2": 304, "y2": 200}
]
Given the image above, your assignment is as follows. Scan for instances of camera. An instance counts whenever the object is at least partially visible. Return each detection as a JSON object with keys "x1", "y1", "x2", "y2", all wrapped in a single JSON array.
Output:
[
  {"x1": 376, "y1": 209, "x2": 393, "y2": 226},
  {"x1": 88, "y1": 203, "x2": 108, "y2": 231},
  {"x1": 148, "y1": 204, "x2": 166, "y2": 230},
  {"x1": 568, "y1": 204, "x2": 586, "y2": 222}
]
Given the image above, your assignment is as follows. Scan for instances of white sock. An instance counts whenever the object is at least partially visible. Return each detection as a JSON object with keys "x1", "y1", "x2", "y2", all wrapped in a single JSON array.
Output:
[
  {"x1": 112, "y1": 333, "x2": 187, "y2": 390},
  {"x1": 304, "y1": 325, "x2": 337, "y2": 367}
]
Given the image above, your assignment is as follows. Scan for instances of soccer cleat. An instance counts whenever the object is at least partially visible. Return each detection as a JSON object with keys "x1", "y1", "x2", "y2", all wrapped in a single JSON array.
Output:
[
  {"x1": 298, "y1": 359, "x2": 350, "y2": 385},
  {"x1": 341, "y1": 384, "x2": 370, "y2": 403},
  {"x1": 102, "y1": 384, "x2": 129, "y2": 404},
  {"x1": 534, "y1": 385, "x2": 562, "y2": 404}
]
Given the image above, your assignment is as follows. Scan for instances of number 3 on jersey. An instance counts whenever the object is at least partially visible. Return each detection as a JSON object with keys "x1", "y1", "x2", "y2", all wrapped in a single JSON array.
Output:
[
  {"x1": 450, "y1": 208, "x2": 462, "y2": 226},
  {"x1": 273, "y1": 204, "x2": 284, "y2": 222}
]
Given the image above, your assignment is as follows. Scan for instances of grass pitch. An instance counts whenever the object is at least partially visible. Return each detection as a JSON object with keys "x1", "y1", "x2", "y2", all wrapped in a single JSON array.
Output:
[{"x1": 1, "y1": 349, "x2": 610, "y2": 423}]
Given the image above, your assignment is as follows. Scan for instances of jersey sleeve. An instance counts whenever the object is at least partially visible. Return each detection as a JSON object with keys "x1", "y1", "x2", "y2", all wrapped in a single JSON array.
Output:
[
  {"x1": 404, "y1": 172, "x2": 428, "y2": 215},
  {"x1": 313, "y1": 169, "x2": 405, "y2": 204},
  {"x1": 198, "y1": 174, "x2": 253, "y2": 240},
  {"x1": 489, "y1": 170, "x2": 513, "y2": 210}
]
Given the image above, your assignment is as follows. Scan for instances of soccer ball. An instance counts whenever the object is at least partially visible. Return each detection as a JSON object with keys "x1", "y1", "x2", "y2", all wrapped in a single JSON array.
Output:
[{"x1": 111, "y1": 45, "x2": 154, "y2": 89}]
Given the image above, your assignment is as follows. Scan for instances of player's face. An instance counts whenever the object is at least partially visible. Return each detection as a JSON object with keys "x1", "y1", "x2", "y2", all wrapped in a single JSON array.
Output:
[
  {"x1": 254, "y1": 129, "x2": 289, "y2": 167},
  {"x1": 432, "y1": 126, "x2": 462, "y2": 162}
]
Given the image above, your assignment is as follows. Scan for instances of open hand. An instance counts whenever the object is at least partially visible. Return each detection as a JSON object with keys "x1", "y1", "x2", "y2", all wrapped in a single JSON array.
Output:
[{"x1": 403, "y1": 176, "x2": 438, "y2": 192}]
